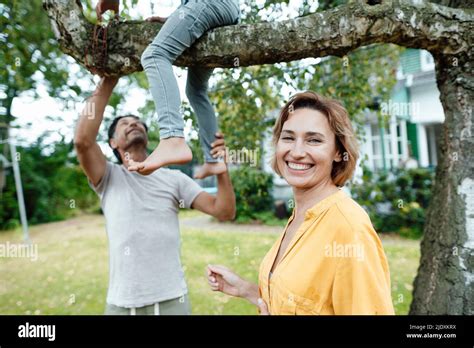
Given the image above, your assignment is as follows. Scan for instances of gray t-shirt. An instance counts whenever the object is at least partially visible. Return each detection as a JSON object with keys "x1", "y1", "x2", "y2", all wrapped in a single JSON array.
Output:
[{"x1": 89, "y1": 161, "x2": 203, "y2": 308}]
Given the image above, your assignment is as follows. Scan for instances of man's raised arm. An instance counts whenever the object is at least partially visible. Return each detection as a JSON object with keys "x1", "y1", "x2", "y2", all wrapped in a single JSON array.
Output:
[
  {"x1": 191, "y1": 133, "x2": 236, "y2": 221},
  {"x1": 74, "y1": 76, "x2": 118, "y2": 186}
]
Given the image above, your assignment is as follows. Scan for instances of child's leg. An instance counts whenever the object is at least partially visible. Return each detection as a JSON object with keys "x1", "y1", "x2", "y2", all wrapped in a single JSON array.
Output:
[
  {"x1": 186, "y1": 67, "x2": 215, "y2": 163},
  {"x1": 129, "y1": 3, "x2": 205, "y2": 174},
  {"x1": 129, "y1": 0, "x2": 239, "y2": 175},
  {"x1": 186, "y1": 67, "x2": 227, "y2": 179},
  {"x1": 186, "y1": 1, "x2": 239, "y2": 178}
]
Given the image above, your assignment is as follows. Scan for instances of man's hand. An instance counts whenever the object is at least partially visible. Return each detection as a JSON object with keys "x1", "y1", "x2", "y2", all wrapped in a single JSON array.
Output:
[
  {"x1": 145, "y1": 16, "x2": 168, "y2": 24},
  {"x1": 191, "y1": 132, "x2": 236, "y2": 221},
  {"x1": 93, "y1": 76, "x2": 119, "y2": 96},
  {"x1": 96, "y1": 0, "x2": 120, "y2": 21},
  {"x1": 210, "y1": 132, "x2": 227, "y2": 162}
]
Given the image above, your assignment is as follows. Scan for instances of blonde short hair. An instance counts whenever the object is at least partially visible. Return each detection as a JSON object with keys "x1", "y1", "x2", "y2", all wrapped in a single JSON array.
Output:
[{"x1": 271, "y1": 91, "x2": 359, "y2": 187}]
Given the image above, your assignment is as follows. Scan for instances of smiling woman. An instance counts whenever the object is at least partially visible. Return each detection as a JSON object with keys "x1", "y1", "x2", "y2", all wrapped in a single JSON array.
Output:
[
  {"x1": 271, "y1": 91, "x2": 359, "y2": 188},
  {"x1": 207, "y1": 91, "x2": 395, "y2": 315}
]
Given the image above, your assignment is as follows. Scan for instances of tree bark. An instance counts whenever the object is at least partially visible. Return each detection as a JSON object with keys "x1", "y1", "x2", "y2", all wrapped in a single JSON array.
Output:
[
  {"x1": 42, "y1": 0, "x2": 474, "y2": 314},
  {"x1": 429, "y1": 0, "x2": 474, "y2": 8},
  {"x1": 42, "y1": 0, "x2": 472, "y2": 75},
  {"x1": 410, "y1": 50, "x2": 474, "y2": 315}
]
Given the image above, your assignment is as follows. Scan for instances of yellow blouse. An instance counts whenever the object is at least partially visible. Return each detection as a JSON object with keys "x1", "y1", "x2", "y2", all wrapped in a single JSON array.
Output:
[{"x1": 258, "y1": 190, "x2": 394, "y2": 315}]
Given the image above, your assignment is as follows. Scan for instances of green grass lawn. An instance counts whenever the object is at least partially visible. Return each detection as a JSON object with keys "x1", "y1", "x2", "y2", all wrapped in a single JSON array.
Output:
[{"x1": 0, "y1": 213, "x2": 420, "y2": 315}]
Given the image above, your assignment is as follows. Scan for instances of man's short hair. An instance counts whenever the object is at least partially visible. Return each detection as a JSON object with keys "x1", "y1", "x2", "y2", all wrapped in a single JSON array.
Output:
[{"x1": 108, "y1": 115, "x2": 148, "y2": 164}]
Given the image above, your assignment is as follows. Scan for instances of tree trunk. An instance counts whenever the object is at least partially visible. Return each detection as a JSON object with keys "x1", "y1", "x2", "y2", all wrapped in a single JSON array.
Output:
[{"x1": 410, "y1": 50, "x2": 474, "y2": 314}]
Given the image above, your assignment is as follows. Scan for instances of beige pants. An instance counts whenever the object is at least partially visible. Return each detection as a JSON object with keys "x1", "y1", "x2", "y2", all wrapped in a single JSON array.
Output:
[{"x1": 104, "y1": 294, "x2": 191, "y2": 315}]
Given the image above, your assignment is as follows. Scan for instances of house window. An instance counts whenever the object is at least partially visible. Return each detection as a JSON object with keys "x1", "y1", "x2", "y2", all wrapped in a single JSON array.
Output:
[
  {"x1": 370, "y1": 124, "x2": 384, "y2": 170},
  {"x1": 368, "y1": 120, "x2": 408, "y2": 171}
]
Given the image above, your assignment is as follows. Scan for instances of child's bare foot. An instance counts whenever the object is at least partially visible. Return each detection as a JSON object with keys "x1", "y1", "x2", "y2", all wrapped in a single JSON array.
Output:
[
  {"x1": 193, "y1": 161, "x2": 227, "y2": 179},
  {"x1": 128, "y1": 137, "x2": 192, "y2": 175}
]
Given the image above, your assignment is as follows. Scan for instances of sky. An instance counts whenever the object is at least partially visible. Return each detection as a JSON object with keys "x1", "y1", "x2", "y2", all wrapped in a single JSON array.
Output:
[{"x1": 10, "y1": 0, "x2": 317, "y2": 158}]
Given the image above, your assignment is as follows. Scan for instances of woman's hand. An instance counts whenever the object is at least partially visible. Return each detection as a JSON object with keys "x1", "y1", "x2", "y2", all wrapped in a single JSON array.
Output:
[
  {"x1": 207, "y1": 264, "x2": 251, "y2": 298},
  {"x1": 257, "y1": 298, "x2": 270, "y2": 315},
  {"x1": 145, "y1": 16, "x2": 168, "y2": 24},
  {"x1": 207, "y1": 264, "x2": 270, "y2": 313},
  {"x1": 207, "y1": 265, "x2": 244, "y2": 297}
]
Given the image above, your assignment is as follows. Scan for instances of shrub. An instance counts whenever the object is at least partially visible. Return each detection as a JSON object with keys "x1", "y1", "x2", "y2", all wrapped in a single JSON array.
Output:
[
  {"x1": 349, "y1": 166, "x2": 434, "y2": 237},
  {"x1": 0, "y1": 139, "x2": 99, "y2": 230},
  {"x1": 229, "y1": 166, "x2": 274, "y2": 222}
]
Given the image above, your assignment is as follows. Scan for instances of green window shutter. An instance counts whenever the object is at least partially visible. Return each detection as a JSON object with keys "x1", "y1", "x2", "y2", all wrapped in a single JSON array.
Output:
[
  {"x1": 407, "y1": 122, "x2": 419, "y2": 160},
  {"x1": 400, "y1": 49, "x2": 421, "y2": 75}
]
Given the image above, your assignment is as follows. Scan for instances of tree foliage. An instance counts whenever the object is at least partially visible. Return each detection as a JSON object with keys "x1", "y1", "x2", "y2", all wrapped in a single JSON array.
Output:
[{"x1": 0, "y1": 136, "x2": 98, "y2": 230}]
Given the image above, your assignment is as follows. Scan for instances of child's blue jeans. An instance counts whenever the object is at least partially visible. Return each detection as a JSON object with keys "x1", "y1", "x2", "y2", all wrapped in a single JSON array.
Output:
[{"x1": 141, "y1": 0, "x2": 240, "y2": 162}]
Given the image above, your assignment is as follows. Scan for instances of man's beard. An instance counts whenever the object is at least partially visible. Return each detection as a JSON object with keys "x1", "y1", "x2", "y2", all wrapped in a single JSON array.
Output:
[{"x1": 124, "y1": 132, "x2": 147, "y2": 150}]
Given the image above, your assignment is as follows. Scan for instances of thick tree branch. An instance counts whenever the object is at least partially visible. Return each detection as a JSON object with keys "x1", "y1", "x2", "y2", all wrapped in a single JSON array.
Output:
[{"x1": 43, "y1": 0, "x2": 473, "y2": 76}]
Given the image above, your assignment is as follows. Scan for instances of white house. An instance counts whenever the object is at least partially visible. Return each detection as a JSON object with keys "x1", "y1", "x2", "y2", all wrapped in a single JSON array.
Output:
[{"x1": 361, "y1": 49, "x2": 444, "y2": 171}]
